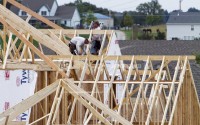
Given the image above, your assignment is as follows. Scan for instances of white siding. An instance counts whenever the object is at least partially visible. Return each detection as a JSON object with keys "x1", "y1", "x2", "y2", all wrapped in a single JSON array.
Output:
[
  {"x1": 61, "y1": 8, "x2": 81, "y2": 28},
  {"x1": 167, "y1": 24, "x2": 200, "y2": 40},
  {"x1": 50, "y1": 1, "x2": 58, "y2": 16},
  {"x1": 71, "y1": 9, "x2": 81, "y2": 28},
  {"x1": 61, "y1": 19, "x2": 71, "y2": 27},
  {"x1": 38, "y1": 6, "x2": 50, "y2": 16}
]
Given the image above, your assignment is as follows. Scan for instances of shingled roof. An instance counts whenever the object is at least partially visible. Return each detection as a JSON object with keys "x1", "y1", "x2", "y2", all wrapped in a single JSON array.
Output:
[
  {"x1": 118, "y1": 40, "x2": 200, "y2": 100},
  {"x1": 10, "y1": 0, "x2": 55, "y2": 14},
  {"x1": 119, "y1": 40, "x2": 200, "y2": 55},
  {"x1": 55, "y1": 6, "x2": 76, "y2": 19},
  {"x1": 167, "y1": 12, "x2": 200, "y2": 24}
]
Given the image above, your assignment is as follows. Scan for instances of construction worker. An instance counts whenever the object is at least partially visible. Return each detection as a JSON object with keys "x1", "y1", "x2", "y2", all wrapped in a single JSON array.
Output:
[
  {"x1": 69, "y1": 36, "x2": 89, "y2": 55},
  {"x1": 90, "y1": 21, "x2": 102, "y2": 55}
]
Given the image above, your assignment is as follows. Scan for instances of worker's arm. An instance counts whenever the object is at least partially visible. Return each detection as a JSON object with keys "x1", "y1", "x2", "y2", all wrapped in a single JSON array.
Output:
[{"x1": 76, "y1": 45, "x2": 83, "y2": 55}]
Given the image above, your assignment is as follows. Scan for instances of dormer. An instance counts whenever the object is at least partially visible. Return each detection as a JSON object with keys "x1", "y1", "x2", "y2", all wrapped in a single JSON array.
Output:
[{"x1": 38, "y1": 5, "x2": 50, "y2": 16}]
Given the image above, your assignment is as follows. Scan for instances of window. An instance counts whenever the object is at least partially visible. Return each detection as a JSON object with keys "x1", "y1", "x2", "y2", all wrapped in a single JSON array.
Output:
[
  {"x1": 41, "y1": 11, "x2": 47, "y2": 16},
  {"x1": 191, "y1": 25, "x2": 194, "y2": 31},
  {"x1": 64, "y1": 20, "x2": 67, "y2": 25},
  {"x1": 21, "y1": 11, "x2": 27, "y2": 16}
]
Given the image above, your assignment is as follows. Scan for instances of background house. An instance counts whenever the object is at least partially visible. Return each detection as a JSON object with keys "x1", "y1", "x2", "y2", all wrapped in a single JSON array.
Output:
[
  {"x1": 94, "y1": 13, "x2": 114, "y2": 29},
  {"x1": 167, "y1": 12, "x2": 200, "y2": 40},
  {"x1": 10, "y1": 0, "x2": 81, "y2": 28}
]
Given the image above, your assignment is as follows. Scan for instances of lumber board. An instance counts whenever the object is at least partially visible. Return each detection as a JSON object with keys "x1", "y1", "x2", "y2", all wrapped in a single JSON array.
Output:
[
  {"x1": 62, "y1": 79, "x2": 132, "y2": 125},
  {"x1": 0, "y1": 4, "x2": 70, "y2": 55},
  {"x1": 40, "y1": 29, "x2": 113, "y2": 35},
  {"x1": 0, "y1": 17, "x2": 67, "y2": 76},
  {"x1": 47, "y1": 55, "x2": 196, "y2": 61}
]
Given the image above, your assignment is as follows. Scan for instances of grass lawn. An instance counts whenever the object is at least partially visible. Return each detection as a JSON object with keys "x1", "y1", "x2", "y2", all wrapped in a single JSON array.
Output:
[
  {"x1": 121, "y1": 30, "x2": 133, "y2": 40},
  {"x1": 121, "y1": 24, "x2": 166, "y2": 40},
  {"x1": 141, "y1": 24, "x2": 166, "y2": 34}
]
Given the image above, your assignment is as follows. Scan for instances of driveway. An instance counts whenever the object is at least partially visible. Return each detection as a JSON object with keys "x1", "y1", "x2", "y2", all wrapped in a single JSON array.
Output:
[{"x1": 115, "y1": 30, "x2": 126, "y2": 40}]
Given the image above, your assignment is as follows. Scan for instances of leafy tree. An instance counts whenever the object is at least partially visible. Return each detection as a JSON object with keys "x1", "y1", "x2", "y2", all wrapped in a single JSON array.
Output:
[
  {"x1": 122, "y1": 13, "x2": 133, "y2": 28},
  {"x1": 137, "y1": 0, "x2": 163, "y2": 15},
  {"x1": 136, "y1": 0, "x2": 164, "y2": 25},
  {"x1": 136, "y1": 3, "x2": 151, "y2": 15},
  {"x1": 187, "y1": 7, "x2": 200, "y2": 12},
  {"x1": 163, "y1": 10, "x2": 169, "y2": 23},
  {"x1": 146, "y1": 15, "x2": 162, "y2": 25},
  {"x1": 171, "y1": 10, "x2": 180, "y2": 12},
  {"x1": 83, "y1": 10, "x2": 97, "y2": 26}
]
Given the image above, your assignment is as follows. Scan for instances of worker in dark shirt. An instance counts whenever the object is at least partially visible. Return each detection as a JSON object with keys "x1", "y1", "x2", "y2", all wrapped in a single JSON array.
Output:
[{"x1": 90, "y1": 21, "x2": 101, "y2": 55}]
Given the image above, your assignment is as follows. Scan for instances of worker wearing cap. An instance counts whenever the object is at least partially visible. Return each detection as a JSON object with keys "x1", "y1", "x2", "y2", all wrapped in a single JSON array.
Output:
[{"x1": 69, "y1": 36, "x2": 89, "y2": 55}]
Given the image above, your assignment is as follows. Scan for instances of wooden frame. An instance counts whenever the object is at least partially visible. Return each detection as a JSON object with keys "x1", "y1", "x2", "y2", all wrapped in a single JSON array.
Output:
[{"x1": 0, "y1": 1, "x2": 199, "y2": 125}]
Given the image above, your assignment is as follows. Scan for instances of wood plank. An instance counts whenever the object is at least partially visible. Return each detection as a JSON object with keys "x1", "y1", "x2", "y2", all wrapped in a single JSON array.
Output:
[
  {"x1": 62, "y1": 79, "x2": 132, "y2": 125},
  {"x1": 47, "y1": 55, "x2": 195, "y2": 61},
  {"x1": 62, "y1": 80, "x2": 112, "y2": 125},
  {"x1": 40, "y1": 29, "x2": 113, "y2": 35},
  {"x1": 0, "y1": 16, "x2": 66, "y2": 77},
  {"x1": 168, "y1": 57, "x2": 188, "y2": 125},
  {"x1": 2, "y1": 32, "x2": 12, "y2": 69},
  {"x1": 0, "y1": 4, "x2": 69, "y2": 55}
]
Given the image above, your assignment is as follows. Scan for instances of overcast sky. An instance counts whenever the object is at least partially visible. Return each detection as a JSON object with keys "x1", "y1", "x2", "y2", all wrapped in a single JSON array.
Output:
[{"x1": 57, "y1": 0, "x2": 200, "y2": 12}]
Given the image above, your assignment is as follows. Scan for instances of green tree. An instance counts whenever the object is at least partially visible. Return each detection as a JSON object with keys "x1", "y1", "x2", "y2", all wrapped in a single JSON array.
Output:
[
  {"x1": 136, "y1": 3, "x2": 151, "y2": 15},
  {"x1": 83, "y1": 10, "x2": 97, "y2": 26},
  {"x1": 146, "y1": 15, "x2": 162, "y2": 25},
  {"x1": 122, "y1": 13, "x2": 133, "y2": 29},
  {"x1": 187, "y1": 7, "x2": 200, "y2": 12},
  {"x1": 136, "y1": 0, "x2": 164, "y2": 25}
]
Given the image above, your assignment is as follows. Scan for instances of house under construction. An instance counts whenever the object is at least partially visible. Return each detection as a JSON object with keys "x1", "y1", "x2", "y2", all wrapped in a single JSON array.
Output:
[{"x1": 0, "y1": 0, "x2": 200, "y2": 125}]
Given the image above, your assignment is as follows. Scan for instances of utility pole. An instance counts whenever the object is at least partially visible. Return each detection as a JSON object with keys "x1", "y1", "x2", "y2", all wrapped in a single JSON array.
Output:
[
  {"x1": 109, "y1": 10, "x2": 111, "y2": 29},
  {"x1": 179, "y1": 0, "x2": 183, "y2": 11}
]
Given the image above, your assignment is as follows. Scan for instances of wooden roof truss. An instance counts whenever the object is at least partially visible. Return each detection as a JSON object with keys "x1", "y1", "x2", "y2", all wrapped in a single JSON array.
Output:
[{"x1": 0, "y1": 0, "x2": 199, "y2": 125}]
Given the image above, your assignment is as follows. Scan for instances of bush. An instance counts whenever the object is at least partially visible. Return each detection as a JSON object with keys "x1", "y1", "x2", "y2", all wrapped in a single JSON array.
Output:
[
  {"x1": 196, "y1": 54, "x2": 200, "y2": 64},
  {"x1": 155, "y1": 32, "x2": 166, "y2": 40},
  {"x1": 137, "y1": 32, "x2": 153, "y2": 40}
]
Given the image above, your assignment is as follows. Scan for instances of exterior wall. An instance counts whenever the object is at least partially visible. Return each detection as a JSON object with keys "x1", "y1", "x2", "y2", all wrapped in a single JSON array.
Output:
[
  {"x1": 167, "y1": 24, "x2": 200, "y2": 40},
  {"x1": 97, "y1": 18, "x2": 114, "y2": 28},
  {"x1": 50, "y1": 1, "x2": 58, "y2": 16},
  {"x1": 60, "y1": 9, "x2": 80, "y2": 28},
  {"x1": 71, "y1": 9, "x2": 81, "y2": 28},
  {"x1": 60, "y1": 19, "x2": 71, "y2": 27},
  {"x1": 38, "y1": 6, "x2": 50, "y2": 16}
]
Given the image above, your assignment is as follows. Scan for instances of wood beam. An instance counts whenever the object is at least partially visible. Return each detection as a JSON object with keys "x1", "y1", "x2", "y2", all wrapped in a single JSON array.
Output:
[
  {"x1": 62, "y1": 79, "x2": 132, "y2": 125},
  {"x1": 40, "y1": 29, "x2": 113, "y2": 35},
  {"x1": 47, "y1": 55, "x2": 196, "y2": 61},
  {"x1": 0, "y1": 16, "x2": 66, "y2": 77},
  {"x1": 0, "y1": 4, "x2": 70, "y2": 55}
]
